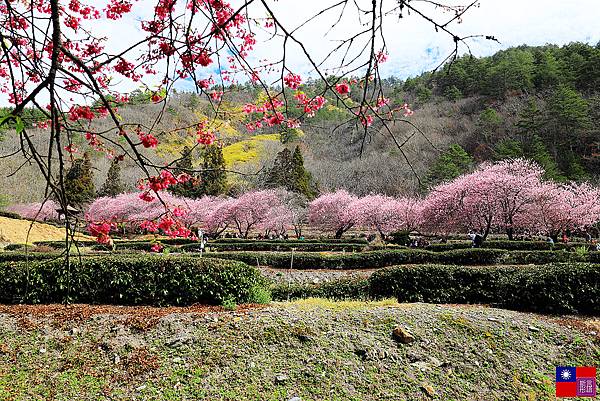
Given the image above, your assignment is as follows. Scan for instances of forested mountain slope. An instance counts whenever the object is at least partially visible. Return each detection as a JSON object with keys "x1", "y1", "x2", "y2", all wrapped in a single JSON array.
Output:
[{"x1": 0, "y1": 42, "x2": 598, "y2": 203}]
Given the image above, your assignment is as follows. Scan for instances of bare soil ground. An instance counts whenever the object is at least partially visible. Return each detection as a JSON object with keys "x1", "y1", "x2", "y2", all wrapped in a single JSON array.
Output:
[
  {"x1": 0, "y1": 217, "x2": 91, "y2": 245},
  {"x1": 1, "y1": 300, "x2": 598, "y2": 400}
]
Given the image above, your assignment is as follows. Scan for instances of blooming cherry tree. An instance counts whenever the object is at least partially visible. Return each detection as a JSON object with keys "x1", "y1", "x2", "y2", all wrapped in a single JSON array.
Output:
[
  {"x1": 308, "y1": 190, "x2": 359, "y2": 238},
  {"x1": 0, "y1": 0, "x2": 488, "y2": 249}
]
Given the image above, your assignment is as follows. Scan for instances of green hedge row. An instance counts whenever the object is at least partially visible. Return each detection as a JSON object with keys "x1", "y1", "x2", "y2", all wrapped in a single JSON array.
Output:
[
  {"x1": 89, "y1": 241, "x2": 367, "y2": 253},
  {"x1": 3, "y1": 248, "x2": 598, "y2": 268},
  {"x1": 0, "y1": 210, "x2": 23, "y2": 220},
  {"x1": 0, "y1": 255, "x2": 268, "y2": 305},
  {"x1": 202, "y1": 248, "x2": 600, "y2": 269},
  {"x1": 212, "y1": 238, "x2": 369, "y2": 244},
  {"x1": 0, "y1": 252, "x2": 64, "y2": 262},
  {"x1": 36, "y1": 237, "x2": 370, "y2": 250},
  {"x1": 182, "y1": 242, "x2": 365, "y2": 253},
  {"x1": 270, "y1": 277, "x2": 370, "y2": 301},
  {"x1": 33, "y1": 240, "x2": 99, "y2": 249},
  {"x1": 370, "y1": 263, "x2": 600, "y2": 314},
  {"x1": 425, "y1": 240, "x2": 591, "y2": 252},
  {"x1": 271, "y1": 262, "x2": 600, "y2": 314}
]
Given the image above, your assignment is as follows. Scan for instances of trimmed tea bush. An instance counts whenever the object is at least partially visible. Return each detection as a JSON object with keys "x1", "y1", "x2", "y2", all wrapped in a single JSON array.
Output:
[
  {"x1": 425, "y1": 240, "x2": 591, "y2": 252},
  {"x1": 183, "y1": 242, "x2": 366, "y2": 252},
  {"x1": 0, "y1": 252, "x2": 63, "y2": 262},
  {"x1": 201, "y1": 248, "x2": 597, "y2": 269},
  {"x1": 271, "y1": 277, "x2": 370, "y2": 301},
  {"x1": 0, "y1": 255, "x2": 267, "y2": 306},
  {"x1": 369, "y1": 263, "x2": 600, "y2": 314}
]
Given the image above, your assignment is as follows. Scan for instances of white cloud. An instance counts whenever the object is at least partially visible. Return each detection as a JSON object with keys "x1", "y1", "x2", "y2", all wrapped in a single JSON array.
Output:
[
  {"x1": 242, "y1": 0, "x2": 600, "y2": 79},
  {"x1": 4, "y1": 0, "x2": 599, "y2": 107}
]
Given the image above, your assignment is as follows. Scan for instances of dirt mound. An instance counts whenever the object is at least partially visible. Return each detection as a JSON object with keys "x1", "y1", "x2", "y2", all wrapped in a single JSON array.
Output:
[
  {"x1": 0, "y1": 216, "x2": 90, "y2": 245},
  {"x1": 0, "y1": 300, "x2": 597, "y2": 400}
]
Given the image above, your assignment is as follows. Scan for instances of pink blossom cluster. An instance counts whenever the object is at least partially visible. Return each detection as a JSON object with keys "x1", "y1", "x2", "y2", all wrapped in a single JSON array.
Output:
[
  {"x1": 6, "y1": 201, "x2": 62, "y2": 222},
  {"x1": 9, "y1": 160, "x2": 599, "y2": 242},
  {"x1": 419, "y1": 159, "x2": 600, "y2": 238},
  {"x1": 85, "y1": 189, "x2": 294, "y2": 239},
  {"x1": 308, "y1": 190, "x2": 422, "y2": 238}
]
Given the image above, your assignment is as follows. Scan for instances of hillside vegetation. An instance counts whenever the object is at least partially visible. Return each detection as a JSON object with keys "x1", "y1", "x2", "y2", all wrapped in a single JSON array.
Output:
[{"x1": 0, "y1": 42, "x2": 598, "y2": 204}]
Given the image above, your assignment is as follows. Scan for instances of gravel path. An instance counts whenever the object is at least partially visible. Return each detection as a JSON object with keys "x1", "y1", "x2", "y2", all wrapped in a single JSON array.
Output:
[
  {"x1": 260, "y1": 267, "x2": 375, "y2": 284},
  {"x1": 260, "y1": 264, "x2": 533, "y2": 285}
]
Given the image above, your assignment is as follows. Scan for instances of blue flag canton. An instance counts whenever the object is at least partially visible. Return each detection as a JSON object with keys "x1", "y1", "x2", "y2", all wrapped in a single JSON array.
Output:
[{"x1": 556, "y1": 366, "x2": 577, "y2": 382}]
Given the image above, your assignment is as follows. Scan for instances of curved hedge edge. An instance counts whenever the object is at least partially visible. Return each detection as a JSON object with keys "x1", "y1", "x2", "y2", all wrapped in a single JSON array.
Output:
[
  {"x1": 369, "y1": 262, "x2": 600, "y2": 314},
  {"x1": 199, "y1": 248, "x2": 600, "y2": 269},
  {"x1": 270, "y1": 277, "x2": 371, "y2": 301}
]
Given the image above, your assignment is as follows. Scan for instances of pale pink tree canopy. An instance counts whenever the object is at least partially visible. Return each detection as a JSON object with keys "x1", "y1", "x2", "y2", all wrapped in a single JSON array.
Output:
[
  {"x1": 308, "y1": 190, "x2": 359, "y2": 238},
  {"x1": 227, "y1": 190, "x2": 283, "y2": 238},
  {"x1": 7, "y1": 159, "x2": 600, "y2": 240},
  {"x1": 6, "y1": 200, "x2": 62, "y2": 223}
]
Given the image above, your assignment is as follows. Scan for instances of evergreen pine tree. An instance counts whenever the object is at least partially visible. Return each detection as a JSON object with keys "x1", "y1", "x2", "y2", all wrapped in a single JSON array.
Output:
[
  {"x1": 424, "y1": 144, "x2": 473, "y2": 188},
  {"x1": 548, "y1": 85, "x2": 592, "y2": 179},
  {"x1": 265, "y1": 147, "x2": 293, "y2": 189},
  {"x1": 199, "y1": 144, "x2": 227, "y2": 196},
  {"x1": 516, "y1": 99, "x2": 544, "y2": 142},
  {"x1": 64, "y1": 152, "x2": 95, "y2": 206},
  {"x1": 499, "y1": 100, "x2": 565, "y2": 180},
  {"x1": 169, "y1": 145, "x2": 228, "y2": 198},
  {"x1": 265, "y1": 146, "x2": 316, "y2": 199},
  {"x1": 169, "y1": 146, "x2": 201, "y2": 198},
  {"x1": 291, "y1": 146, "x2": 317, "y2": 199},
  {"x1": 98, "y1": 158, "x2": 125, "y2": 197}
]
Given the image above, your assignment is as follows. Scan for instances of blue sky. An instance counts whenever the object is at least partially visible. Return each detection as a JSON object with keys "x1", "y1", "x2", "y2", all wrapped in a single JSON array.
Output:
[
  {"x1": 245, "y1": 0, "x2": 600, "y2": 80},
  {"x1": 64, "y1": 0, "x2": 600, "y2": 90}
]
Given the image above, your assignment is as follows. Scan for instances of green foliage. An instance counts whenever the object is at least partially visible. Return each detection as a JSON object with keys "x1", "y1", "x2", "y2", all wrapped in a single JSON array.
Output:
[
  {"x1": 91, "y1": 240, "x2": 367, "y2": 253},
  {"x1": 533, "y1": 50, "x2": 562, "y2": 89},
  {"x1": 399, "y1": 44, "x2": 600, "y2": 180},
  {"x1": 64, "y1": 152, "x2": 95, "y2": 206},
  {"x1": 169, "y1": 146, "x2": 196, "y2": 197},
  {"x1": 424, "y1": 144, "x2": 473, "y2": 187},
  {"x1": 35, "y1": 237, "x2": 369, "y2": 250},
  {"x1": 387, "y1": 231, "x2": 411, "y2": 246},
  {"x1": 369, "y1": 262, "x2": 600, "y2": 314},
  {"x1": 477, "y1": 107, "x2": 502, "y2": 141},
  {"x1": 443, "y1": 85, "x2": 462, "y2": 101},
  {"x1": 0, "y1": 107, "x2": 46, "y2": 131},
  {"x1": 182, "y1": 241, "x2": 366, "y2": 252},
  {"x1": 549, "y1": 84, "x2": 591, "y2": 132},
  {"x1": 248, "y1": 285, "x2": 272, "y2": 304},
  {"x1": 221, "y1": 298, "x2": 237, "y2": 310},
  {"x1": 0, "y1": 210, "x2": 21, "y2": 219},
  {"x1": 97, "y1": 159, "x2": 125, "y2": 197},
  {"x1": 547, "y1": 84, "x2": 592, "y2": 179},
  {"x1": 271, "y1": 277, "x2": 370, "y2": 301},
  {"x1": 493, "y1": 100, "x2": 564, "y2": 180},
  {"x1": 433, "y1": 44, "x2": 600, "y2": 97},
  {"x1": 0, "y1": 252, "x2": 62, "y2": 263},
  {"x1": 265, "y1": 146, "x2": 317, "y2": 199},
  {"x1": 280, "y1": 126, "x2": 303, "y2": 144},
  {"x1": 199, "y1": 144, "x2": 228, "y2": 196},
  {"x1": 170, "y1": 145, "x2": 227, "y2": 198},
  {"x1": 416, "y1": 85, "x2": 432, "y2": 103},
  {"x1": 0, "y1": 255, "x2": 266, "y2": 305},
  {"x1": 0, "y1": 193, "x2": 9, "y2": 208},
  {"x1": 494, "y1": 136, "x2": 564, "y2": 181},
  {"x1": 201, "y1": 248, "x2": 598, "y2": 270},
  {"x1": 485, "y1": 49, "x2": 535, "y2": 97},
  {"x1": 425, "y1": 240, "x2": 591, "y2": 252},
  {"x1": 128, "y1": 88, "x2": 166, "y2": 105}
]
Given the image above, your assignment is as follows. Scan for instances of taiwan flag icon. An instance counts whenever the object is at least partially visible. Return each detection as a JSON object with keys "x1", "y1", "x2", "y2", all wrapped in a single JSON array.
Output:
[{"x1": 556, "y1": 366, "x2": 597, "y2": 397}]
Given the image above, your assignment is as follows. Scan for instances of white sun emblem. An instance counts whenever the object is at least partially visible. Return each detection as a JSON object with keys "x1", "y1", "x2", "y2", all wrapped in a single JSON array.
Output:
[{"x1": 561, "y1": 370, "x2": 572, "y2": 380}]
